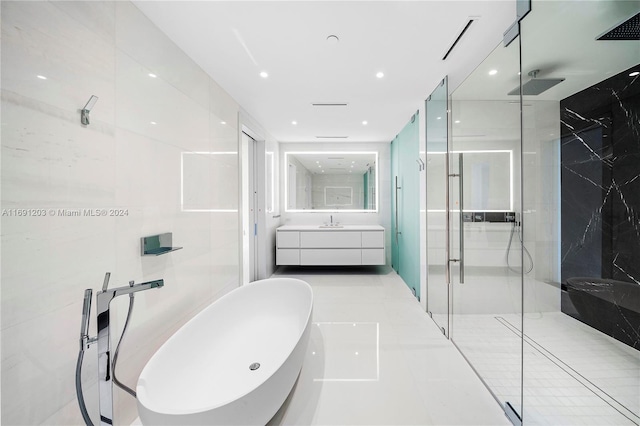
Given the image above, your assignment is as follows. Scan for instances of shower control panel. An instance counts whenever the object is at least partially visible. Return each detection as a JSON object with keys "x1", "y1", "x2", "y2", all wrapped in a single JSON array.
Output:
[{"x1": 462, "y1": 211, "x2": 516, "y2": 223}]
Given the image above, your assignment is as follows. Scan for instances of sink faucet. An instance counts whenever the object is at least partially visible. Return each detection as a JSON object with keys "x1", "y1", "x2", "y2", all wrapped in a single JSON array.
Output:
[{"x1": 95, "y1": 274, "x2": 163, "y2": 425}]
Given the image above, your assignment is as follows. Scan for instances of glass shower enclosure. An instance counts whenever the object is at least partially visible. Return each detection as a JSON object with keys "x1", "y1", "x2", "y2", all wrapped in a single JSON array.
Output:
[
  {"x1": 447, "y1": 35, "x2": 524, "y2": 423},
  {"x1": 424, "y1": 1, "x2": 640, "y2": 424},
  {"x1": 425, "y1": 78, "x2": 450, "y2": 336}
]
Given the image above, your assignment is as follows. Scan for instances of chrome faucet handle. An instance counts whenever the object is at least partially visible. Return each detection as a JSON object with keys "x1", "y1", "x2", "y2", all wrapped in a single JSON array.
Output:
[
  {"x1": 102, "y1": 272, "x2": 111, "y2": 292},
  {"x1": 128, "y1": 280, "x2": 135, "y2": 299}
]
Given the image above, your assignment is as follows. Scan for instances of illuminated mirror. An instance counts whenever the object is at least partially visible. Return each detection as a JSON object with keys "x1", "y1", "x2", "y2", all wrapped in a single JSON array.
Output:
[
  {"x1": 426, "y1": 150, "x2": 513, "y2": 212},
  {"x1": 285, "y1": 152, "x2": 378, "y2": 212}
]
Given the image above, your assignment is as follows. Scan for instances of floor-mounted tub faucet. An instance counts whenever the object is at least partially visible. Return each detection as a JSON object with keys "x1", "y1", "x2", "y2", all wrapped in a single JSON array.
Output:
[{"x1": 77, "y1": 273, "x2": 163, "y2": 426}]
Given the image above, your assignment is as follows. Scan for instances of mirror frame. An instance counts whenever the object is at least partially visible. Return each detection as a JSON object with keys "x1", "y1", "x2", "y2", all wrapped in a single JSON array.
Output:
[{"x1": 284, "y1": 151, "x2": 379, "y2": 213}]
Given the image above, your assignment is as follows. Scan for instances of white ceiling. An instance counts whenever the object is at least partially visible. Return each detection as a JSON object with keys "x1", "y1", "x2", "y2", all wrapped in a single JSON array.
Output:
[
  {"x1": 133, "y1": 1, "x2": 516, "y2": 143},
  {"x1": 452, "y1": 1, "x2": 640, "y2": 102}
]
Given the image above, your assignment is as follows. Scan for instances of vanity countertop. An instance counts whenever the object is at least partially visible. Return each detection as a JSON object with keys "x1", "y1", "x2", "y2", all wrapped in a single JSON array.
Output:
[{"x1": 277, "y1": 225, "x2": 385, "y2": 231}]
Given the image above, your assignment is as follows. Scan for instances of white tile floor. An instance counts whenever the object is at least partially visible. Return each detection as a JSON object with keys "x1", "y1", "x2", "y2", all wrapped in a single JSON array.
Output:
[
  {"x1": 453, "y1": 313, "x2": 640, "y2": 425},
  {"x1": 132, "y1": 266, "x2": 640, "y2": 425},
  {"x1": 267, "y1": 266, "x2": 510, "y2": 426}
]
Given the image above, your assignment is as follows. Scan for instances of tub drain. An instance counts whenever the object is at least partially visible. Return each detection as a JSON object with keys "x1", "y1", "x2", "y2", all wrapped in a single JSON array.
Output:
[{"x1": 249, "y1": 362, "x2": 261, "y2": 371}]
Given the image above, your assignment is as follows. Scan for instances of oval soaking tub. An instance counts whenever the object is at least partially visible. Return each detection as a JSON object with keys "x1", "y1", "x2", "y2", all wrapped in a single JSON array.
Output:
[{"x1": 137, "y1": 278, "x2": 313, "y2": 425}]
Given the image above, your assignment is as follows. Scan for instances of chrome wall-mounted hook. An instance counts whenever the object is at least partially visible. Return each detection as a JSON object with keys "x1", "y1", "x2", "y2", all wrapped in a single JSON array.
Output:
[{"x1": 81, "y1": 95, "x2": 99, "y2": 125}]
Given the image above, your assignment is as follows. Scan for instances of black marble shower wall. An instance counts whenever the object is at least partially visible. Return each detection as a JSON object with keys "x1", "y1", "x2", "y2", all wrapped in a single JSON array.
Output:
[{"x1": 560, "y1": 64, "x2": 640, "y2": 348}]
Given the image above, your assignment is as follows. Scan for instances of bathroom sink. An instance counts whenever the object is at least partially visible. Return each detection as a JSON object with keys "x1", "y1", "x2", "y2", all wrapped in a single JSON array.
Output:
[{"x1": 319, "y1": 225, "x2": 344, "y2": 228}]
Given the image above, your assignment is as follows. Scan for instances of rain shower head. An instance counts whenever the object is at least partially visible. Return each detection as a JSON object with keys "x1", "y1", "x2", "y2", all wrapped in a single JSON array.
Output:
[
  {"x1": 508, "y1": 70, "x2": 565, "y2": 96},
  {"x1": 597, "y1": 12, "x2": 640, "y2": 41}
]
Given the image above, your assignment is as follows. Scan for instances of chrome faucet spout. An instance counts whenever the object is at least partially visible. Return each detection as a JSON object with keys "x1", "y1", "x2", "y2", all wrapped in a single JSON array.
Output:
[
  {"x1": 95, "y1": 278, "x2": 164, "y2": 425},
  {"x1": 99, "y1": 279, "x2": 164, "y2": 304}
]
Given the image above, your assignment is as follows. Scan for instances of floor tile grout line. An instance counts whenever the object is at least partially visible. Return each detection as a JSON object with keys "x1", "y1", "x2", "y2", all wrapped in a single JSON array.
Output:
[{"x1": 495, "y1": 316, "x2": 640, "y2": 425}]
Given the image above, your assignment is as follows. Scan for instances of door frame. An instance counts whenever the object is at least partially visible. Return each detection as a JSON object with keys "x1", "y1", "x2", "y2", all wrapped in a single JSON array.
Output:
[{"x1": 239, "y1": 121, "x2": 267, "y2": 285}]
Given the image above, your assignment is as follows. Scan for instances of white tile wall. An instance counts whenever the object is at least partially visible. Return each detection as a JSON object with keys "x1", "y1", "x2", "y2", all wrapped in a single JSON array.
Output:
[{"x1": 0, "y1": 2, "x2": 267, "y2": 424}]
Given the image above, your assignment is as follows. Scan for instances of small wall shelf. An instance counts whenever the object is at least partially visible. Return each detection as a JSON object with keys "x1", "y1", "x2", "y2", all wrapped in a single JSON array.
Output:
[{"x1": 141, "y1": 233, "x2": 182, "y2": 256}]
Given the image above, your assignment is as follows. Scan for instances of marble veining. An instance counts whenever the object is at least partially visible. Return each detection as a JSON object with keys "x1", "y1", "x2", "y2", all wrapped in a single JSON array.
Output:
[{"x1": 560, "y1": 63, "x2": 640, "y2": 350}]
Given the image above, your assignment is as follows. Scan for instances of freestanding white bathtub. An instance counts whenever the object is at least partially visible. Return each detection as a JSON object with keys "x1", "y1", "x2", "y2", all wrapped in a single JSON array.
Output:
[{"x1": 136, "y1": 278, "x2": 313, "y2": 425}]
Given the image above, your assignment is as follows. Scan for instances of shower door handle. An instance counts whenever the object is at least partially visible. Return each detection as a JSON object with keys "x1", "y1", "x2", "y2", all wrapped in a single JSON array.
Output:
[
  {"x1": 447, "y1": 153, "x2": 464, "y2": 284},
  {"x1": 458, "y1": 153, "x2": 464, "y2": 284},
  {"x1": 395, "y1": 176, "x2": 401, "y2": 245}
]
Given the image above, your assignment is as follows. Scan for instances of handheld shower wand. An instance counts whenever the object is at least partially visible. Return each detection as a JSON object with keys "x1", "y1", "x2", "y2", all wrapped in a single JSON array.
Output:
[
  {"x1": 76, "y1": 287, "x2": 99, "y2": 426},
  {"x1": 506, "y1": 219, "x2": 533, "y2": 274}
]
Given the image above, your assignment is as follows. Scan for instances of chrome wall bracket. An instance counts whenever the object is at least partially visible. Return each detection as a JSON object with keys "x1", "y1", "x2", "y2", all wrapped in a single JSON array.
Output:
[
  {"x1": 504, "y1": 401, "x2": 522, "y2": 426},
  {"x1": 81, "y1": 95, "x2": 99, "y2": 126}
]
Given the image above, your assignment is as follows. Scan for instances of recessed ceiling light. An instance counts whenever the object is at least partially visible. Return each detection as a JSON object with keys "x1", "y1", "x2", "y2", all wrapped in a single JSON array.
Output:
[
  {"x1": 316, "y1": 161, "x2": 320, "y2": 164},
  {"x1": 630, "y1": 71, "x2": 640, "y2": 77},
  {"x1": 321, "y1": 170, "x2": 325, "y2": 173},
  {"x1": 220, "y1": 121, "x2": 226, "y2": 125},
  {"x1": 260, "y1": 71, "x2": 269, "y2": 78},
  {"x1": 351, "y1": 161, "x2": 355, "y2": 163},
  {"x1": 362, "y1": 120, "x2": 368, "y2": 125},
  {"x1": 376, "y1": 71, "x2": 384, "y2": 79},
  {"x1": 489, "y1": 69, "x2": 498, "y2": 76},
  {"x1": 292, "y1": 121, "x2": 297, "y2": 125},
  {"x1": 148, "y1": 73, "x2": 157, "y2": 78},
  {"x1": 36, "y1": 75, "x2": 47, "y2": 80},
  {"x1": 455, "y1": 120, "x2": 461, "y2": 124},
  {"x1": 437, "y1": 117, "x2": 442, "y2": 120},
  {"x1": 150, "y1": 121, "x2": 157, "y2": 125}
]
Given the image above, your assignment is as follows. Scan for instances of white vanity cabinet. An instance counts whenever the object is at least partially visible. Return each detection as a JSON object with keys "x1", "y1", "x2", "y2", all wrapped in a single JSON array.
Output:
[{"x1": 276, "y1": 225, "x2": 385, "y2": 266}]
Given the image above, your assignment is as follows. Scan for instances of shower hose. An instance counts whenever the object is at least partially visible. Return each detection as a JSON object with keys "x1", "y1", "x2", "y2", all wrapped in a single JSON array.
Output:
[
  {"x1": 75, "y1": 294, "x2": 138, "y2": 425},
  {"x1": 506, "y1": 220, "x2": 534, "y2": 274}
]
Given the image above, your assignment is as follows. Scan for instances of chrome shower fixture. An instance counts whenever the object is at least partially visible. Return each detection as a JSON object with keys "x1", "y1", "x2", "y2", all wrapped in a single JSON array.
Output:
[
  {"x1": 508, "y1": 70, "x2": 565, "y2": 96},
  {"x1": 81, "y1": 95, "x2": 99, "y2": 125}
]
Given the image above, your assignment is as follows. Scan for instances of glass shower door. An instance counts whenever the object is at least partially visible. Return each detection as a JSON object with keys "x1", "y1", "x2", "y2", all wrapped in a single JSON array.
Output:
[
  {"x1": 425, "y1": 78, "x2": 449, "y2": 336},
  {"x1": 448, "y1": 38, "x2": 523, "y2": 424},
  {"x1": 391, "y1": 113, "x2": 421, "y2": 298}
]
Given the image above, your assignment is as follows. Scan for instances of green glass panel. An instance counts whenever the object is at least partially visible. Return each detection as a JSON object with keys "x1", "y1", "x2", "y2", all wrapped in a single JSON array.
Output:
[
  {"x1": 391, "y1": 137, "x2": 400, "y2": 275},
  {"x1": 391, "y1": 113, "x2": 420, "y2": 297}
]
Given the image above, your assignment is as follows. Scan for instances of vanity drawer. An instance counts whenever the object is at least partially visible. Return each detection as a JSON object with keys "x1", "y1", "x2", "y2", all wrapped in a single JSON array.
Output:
[
  {"x1": 361, "y1": 231, "x2": 384, "y2": 248},
  {"x1": 277, "y1": 231, "x2": 300, "y2": 248},
  {"x1": 362, "y1": 249, "x2": 385, "y2": 265},
  {"x1": 277, "y1": 249, "x2": 300, "y2": 265},
  {"x1": 300, "y1": 231, "x2": 361, "y2": 248},
  {"x1": 300, "y1": 249, "x2": 361, "y2": 265}
]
